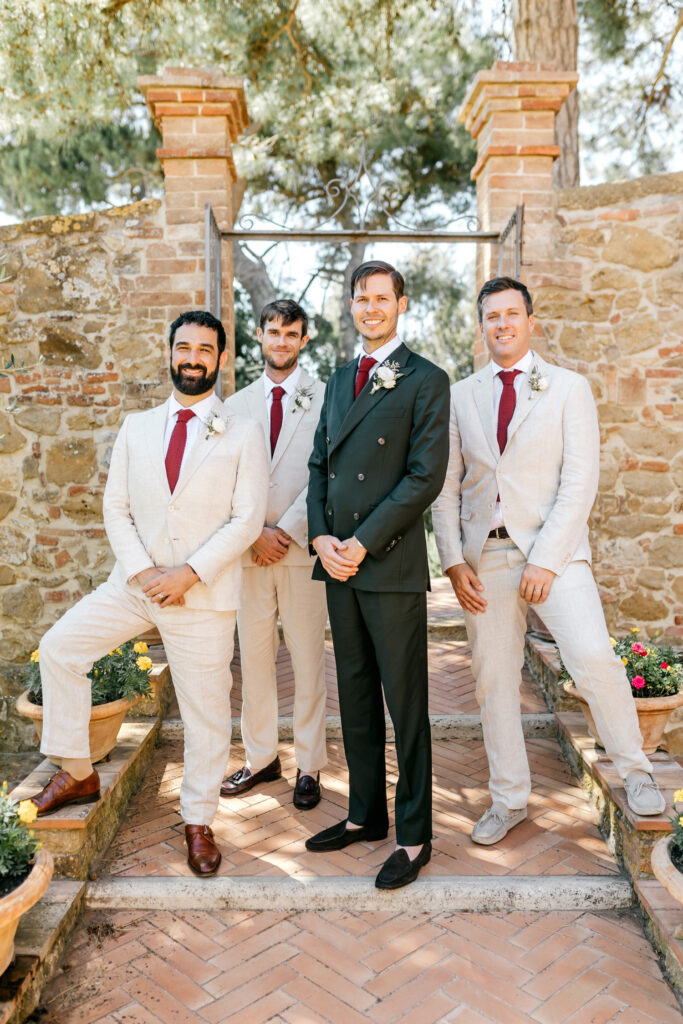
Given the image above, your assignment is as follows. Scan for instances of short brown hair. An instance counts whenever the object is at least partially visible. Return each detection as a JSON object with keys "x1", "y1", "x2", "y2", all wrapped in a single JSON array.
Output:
[
  {"x1": 350, "y1": 260, "x2": 405, "y2": 300},
  {"x1": 476, "y1": 276, "x2": 533, "y2": 323}
]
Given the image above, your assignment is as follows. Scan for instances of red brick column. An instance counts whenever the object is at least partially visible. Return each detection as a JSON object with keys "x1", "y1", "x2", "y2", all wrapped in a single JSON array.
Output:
[
  {"x1": 458, "y1": 61, "x2": 578, "y2": 366},
  {"x1": 138, "y1": 67, "x2": 248, "y2": 387}
]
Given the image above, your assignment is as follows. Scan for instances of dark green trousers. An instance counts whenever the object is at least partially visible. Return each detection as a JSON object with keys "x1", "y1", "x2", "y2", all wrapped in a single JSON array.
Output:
[{"x1": 325, "y1": 583, "x2": 432, "y2": 846}]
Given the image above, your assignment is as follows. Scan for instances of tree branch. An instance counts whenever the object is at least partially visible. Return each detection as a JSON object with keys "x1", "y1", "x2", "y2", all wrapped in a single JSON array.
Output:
[{"x1": 644, "y1": 8, "x2": 683, "y2": 113}]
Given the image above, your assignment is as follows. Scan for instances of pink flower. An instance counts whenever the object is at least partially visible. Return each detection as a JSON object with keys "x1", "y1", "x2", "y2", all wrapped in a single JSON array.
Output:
[
  {"x1": 631, "y1": 642, "x2": 647, "y2": 656},
  {"x1": 631, "y1": 675, "x2": 646, "y2": 689},
  {"x1": 661, "y1": 662, "x2": 670, "y2": 671}
]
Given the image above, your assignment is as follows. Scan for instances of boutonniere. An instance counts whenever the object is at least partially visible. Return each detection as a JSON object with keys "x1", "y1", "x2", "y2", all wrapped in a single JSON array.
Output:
[
  {"x1": 370, "y1": 360, "x2": 404, "y2": 395},
  {"x1": 203, "y1": 412, "x2": 227, "y2": 439},
  {"x1": 293, "y1": 384, "x2": 314, "y2": 411},
  {"x1": 528, "y1": 365, "x2": 548, "y2": 399}
]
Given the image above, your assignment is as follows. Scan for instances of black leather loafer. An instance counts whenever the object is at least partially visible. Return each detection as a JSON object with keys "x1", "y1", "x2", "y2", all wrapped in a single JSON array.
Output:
[
  {"x1": 305, "y1": 819, "x2": 388, "y2": 852},
  {"x1": 375, "y1": 841, "x2": 432, "y2": 890},
  {"x1": 293, "y1": 770, "x2": 321, "y2": 810},
  {"x1": 220, "y1": 756, "x2": 281, "y2": 796}
]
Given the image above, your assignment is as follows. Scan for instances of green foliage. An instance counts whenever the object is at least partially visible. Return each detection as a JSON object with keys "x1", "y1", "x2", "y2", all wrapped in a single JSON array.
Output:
[
  {"x1": 27, "y1": 641, "x2": 153, "y2": 707},
  {"x1": 0, "y1": 782, "x2": 40, "y2": 879},
  {"x1": 560, "y1": 631, "x2": 682, "y2": 699}
]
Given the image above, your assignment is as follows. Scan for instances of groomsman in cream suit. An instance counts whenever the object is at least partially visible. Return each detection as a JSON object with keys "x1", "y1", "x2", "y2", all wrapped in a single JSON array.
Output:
[
  {"x1": 26, "y1": 311, "x2": 269, "y2": 876},
  {"x1": 433, "y1": 276, "x2": 664, "y2": 846},
  {"x1": 220, "y1": 300, "x2": 327, "y2": 809}
]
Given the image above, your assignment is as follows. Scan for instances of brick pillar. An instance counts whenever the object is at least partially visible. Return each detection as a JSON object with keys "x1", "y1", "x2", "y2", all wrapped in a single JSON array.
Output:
[
  {"x1": 138, "y1": 67, "x2": 248, "y2": 389},
  {"x1": 458, "y1": 61, "x2": 578, "y2": 366}
]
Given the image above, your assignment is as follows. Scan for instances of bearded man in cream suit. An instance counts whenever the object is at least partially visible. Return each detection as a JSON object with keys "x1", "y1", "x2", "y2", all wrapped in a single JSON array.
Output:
[
  {"x1": 433, "y1": 277, "x2": 664, "y2": 846},
  {"x1": 220, "y1": 300, "x2": 327, "y2": 809},
  {"x1": 26, "y1": 310, "x2": 269, "y2": 876}
]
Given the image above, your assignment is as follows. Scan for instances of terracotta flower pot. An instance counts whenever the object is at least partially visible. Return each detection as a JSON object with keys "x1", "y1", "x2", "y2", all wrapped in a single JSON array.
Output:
[
  {"x1": 563, "y1": 680, "x2": 683, "y2": 755},
  {"x1": 0, "y1": 848, "x2": 54, "y2": 977},
  {"x1": 15, "y1": 690, "x2": 139, "y2": 765},
  {"x1": 652, "y1": 835, "x2": 683, "y2": 907}
]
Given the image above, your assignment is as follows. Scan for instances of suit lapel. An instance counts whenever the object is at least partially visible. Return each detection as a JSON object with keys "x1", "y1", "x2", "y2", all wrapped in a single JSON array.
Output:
[
  {"x1": 327, "y1": 360, "x2": 357, "y2": 442},
  {"x1": 172, "y1": 395, "x2": 225, "y2": 498},
  {"x1": 329, "y1": 344, "x2": 415, "y2": 455},
  {"x1": 271, "y1": 369, "x2": 313, "y2": 471},
  {"x1": 147, "y1": 400, "x2": 172, "y2": 496},
  {"x1": 505, "y1": 354, "x2": 552, "y2": 448},
  {"x1": 245, "y1": 379, "x2": 270, "y2": 440},
  {"x1": 472, "y1": 368, "x2": 499, "y2": 461}
]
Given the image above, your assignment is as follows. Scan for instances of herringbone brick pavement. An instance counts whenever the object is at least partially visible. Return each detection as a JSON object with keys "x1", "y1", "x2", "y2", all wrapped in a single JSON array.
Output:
[
  {"x1": 101, "y1": 737, "x2": 616, "y2": 879},
  {"x1": 37, "y1": 907, "x2": 682, "y2": 1023}
]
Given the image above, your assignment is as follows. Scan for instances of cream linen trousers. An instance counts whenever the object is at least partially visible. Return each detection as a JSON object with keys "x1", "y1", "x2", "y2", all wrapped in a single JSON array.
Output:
[
  {"x1": 465, "y1": 538, "x2": 652, "y2": 810},
  {"x1": 238, "y1": 564, "x2": 327, "y2": 774},
  {"x1": 39, "y1": 578, "x2": 235, "y2": 825}
]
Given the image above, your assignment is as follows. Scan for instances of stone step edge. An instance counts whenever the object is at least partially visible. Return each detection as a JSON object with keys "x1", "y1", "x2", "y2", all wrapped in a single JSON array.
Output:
[
  {"x1": 84, "y1": 873, "x2": 632, "y2": 914},
  {"x1": 158, "y1": 713, "x2": 557, "y2": 742}
]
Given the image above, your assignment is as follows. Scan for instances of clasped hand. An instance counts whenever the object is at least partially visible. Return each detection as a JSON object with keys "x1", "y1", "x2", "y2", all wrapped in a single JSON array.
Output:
[
  {"x1": 312, "y1": 535, "x2": 366, "y2": 582},
  {"x1": 251, "y1": 526, "x2": 291, "y2": 566},
  {"x1": 447, "y1": 561, "x2": 556, "y2": 615},
  {"x1": 134, "y1": 564, "x2": 199, "y2": 607}
]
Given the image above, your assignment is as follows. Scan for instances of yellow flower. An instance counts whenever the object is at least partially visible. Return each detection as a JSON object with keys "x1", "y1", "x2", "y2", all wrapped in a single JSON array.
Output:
[
  {"x1": 678, "y1": 815, "x2": 683, "y2": 828},
  {"x1": 622, "y1": 657, "x2": 628, "y2": 666},
  {"x1": 18, "y1": 800, "x2": 38, "y2": 824},
  {"x1": 609, "y1": 637, "x2": 617, "y2": 647},
  {"x1": 673, "y1": 790, "x2": 683, "y2": 804},
  {"x1": 630, "y1": 627, "x2": 640, "y2": 634},
  {"x1": 115, "y1": 648, "x2": 122, "y2": 656},
  {"x1": 133, "y1": 641, "x2": 148, "y2": 655},
  {"x1": 30, "y1": 649, "x2": 39, "y2": 663},
  {"x1": 136, "y1": 656, "x2": 152, "y2": 672}
]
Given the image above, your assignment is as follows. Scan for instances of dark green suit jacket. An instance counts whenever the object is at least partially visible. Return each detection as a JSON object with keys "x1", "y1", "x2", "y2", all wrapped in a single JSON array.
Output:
[{"x1": 307, "y1": 344, "x2": 450, "y2": 592}]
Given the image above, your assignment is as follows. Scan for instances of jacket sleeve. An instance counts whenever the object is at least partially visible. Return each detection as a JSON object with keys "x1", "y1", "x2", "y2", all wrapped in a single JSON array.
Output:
[
  {"x1": 277, "y1": 483, "x2": 309, "y2": 549},
  {"x1": 187, "y1": 420, "x2": 270, "y2": 585},
  {"x1": 431, "y1": 387, "x2": 466, "y2": 571},
  {"x1": 306, "y1": 382, "x2": 331, "y2": 544},
  {"x1": 103, "y1": 416, "x2": 157, "y2": 581},
  {"x1": 527, "y1": 374, "x2": 600, "y2": 575},
  {"x1": 354, "y1": 367, "x2": 450, "y2": 557}
]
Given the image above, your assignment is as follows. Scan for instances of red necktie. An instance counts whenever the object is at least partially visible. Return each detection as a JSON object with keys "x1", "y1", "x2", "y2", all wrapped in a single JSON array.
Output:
[
  {"x1": 355, "y1": 355, "x2": 377, "y2": 399},
  {"x1": 270, "y1": 386, "x2": 285, "y2": 455},
  {"x1": 496, "y1": 370, "x2": 521, "y2": 453},
  {"x1": 165, "y1": 409, "x2": 195, "y2": 493}
]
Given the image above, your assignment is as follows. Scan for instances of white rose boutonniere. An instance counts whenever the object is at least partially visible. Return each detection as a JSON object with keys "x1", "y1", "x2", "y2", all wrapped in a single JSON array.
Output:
[
  {"x1": 293, "y1": 384, "x2": 314, "y2": 411},
  {"x1": 528, "y1": 365, "x2": 548, "y2": 399},
  {"x1": 370, "y1": 360, "x2": 404, "y2": 395},
  {"x1": 203, "y1": 413, "x2": 227, "y2": 439}
]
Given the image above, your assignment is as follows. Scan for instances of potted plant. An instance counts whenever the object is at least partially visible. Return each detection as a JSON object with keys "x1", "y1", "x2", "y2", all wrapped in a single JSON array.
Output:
[
  {"x1": 0, "y1": 783, "x2": 54, "y2": 976},
  {"x1": 16, "y1": 641, "x2": 154, "y2": 765},
  {"x1": 652, "y1": 789, "x2": 683, "y2": 915},
  {"x1": 562, "y1": 630, "x2": 683, "y2": 755}
]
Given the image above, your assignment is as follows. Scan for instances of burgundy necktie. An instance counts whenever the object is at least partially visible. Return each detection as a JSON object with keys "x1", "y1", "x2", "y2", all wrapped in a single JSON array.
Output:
[
  {"x1": 355, "y1": 355, "x2": 377, "y2": 399},
  {"x1": 165, "y1": 409, "x2": 195, "y2": 493},
  {"x1": 270, "y1": 386, "x2": 285, "y2": 455},
  {"x1": 496, "y1": 370, "x2": 521, "y2": 454}
]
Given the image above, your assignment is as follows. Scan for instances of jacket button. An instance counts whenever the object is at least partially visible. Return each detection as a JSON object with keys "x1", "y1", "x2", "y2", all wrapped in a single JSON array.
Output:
[
  {"x1": 357, "y1": 473, "x2": 365, "y2": 481},
  {"x1": 378, "y1": 437, "x2": 385, "y2": 445},
  {"x1": 327, "y1": 508, "x2": 333, "y2": 516},
  {"x1": 353, "y1": 512, "x2": 360, "y2": 520},
  {"x1": 326, "y1": 437, "x2": 330, "y2": 444},
  {"x1": 329, "y1": 472, "x2": 335, "y2": 479}
]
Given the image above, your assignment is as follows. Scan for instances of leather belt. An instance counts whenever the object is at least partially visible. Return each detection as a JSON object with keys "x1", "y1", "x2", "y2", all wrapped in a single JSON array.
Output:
[{"x1": 488, "y1": 526, "x2": 510, "y2": 539}]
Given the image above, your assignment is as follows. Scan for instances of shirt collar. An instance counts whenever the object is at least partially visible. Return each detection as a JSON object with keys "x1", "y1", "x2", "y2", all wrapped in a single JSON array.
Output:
[
  {"x1": 262, "y1": 364, "x2": 302, "y2": 397},
  {"x1": 168, "y1": 392, "x2": 217, "y2": 421},
  {"x1": 491, "y1": 349, "x2": 535, "y2": 378},
  {"x1": 359, "y1": 334, "x2": 403, "y2": 367}
]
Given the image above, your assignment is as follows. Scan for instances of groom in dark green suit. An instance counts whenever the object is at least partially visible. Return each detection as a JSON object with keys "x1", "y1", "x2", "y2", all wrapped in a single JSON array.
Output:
[{"x1": 306, "y1": 260, "x2": 450, "y2": 889}]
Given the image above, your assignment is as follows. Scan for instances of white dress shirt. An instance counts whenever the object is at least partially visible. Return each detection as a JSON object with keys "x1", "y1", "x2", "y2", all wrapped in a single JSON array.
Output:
[
  {"x1": 164, "y1": 392, "x2": 217, "y2": 479},
  {"x1": 490, "y1": 349, "x2": 535, "y2": 530},
  {"x1": 357, "y1": 335, "x2": 403, "y2": 381},
  {"x1": 263, "y1": 364, "x2": 302, "y2": 424}
]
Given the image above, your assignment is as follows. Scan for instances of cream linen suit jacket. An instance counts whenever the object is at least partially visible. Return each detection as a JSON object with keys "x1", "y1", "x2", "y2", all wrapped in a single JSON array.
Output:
[
  {"x1": 224, "y1": 371, "x2": 325, "y2": 567},
  {"x1": 432, "y1": 354, "x2": 600, "y2": 577},
  {"x1": 103, "y1": 394, "x2": 269, "y2": 608}
]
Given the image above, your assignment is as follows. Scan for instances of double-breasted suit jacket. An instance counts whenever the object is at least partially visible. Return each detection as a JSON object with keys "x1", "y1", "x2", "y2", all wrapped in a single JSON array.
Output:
[
  {"x1": 40, "y1": 393, "x2": 270, "y2": 824},
  {"x1": 432, "y1": 353, "x2": 651, "y2": 810},
  {"x1": 307, "y1": 343, "x2": 450, "y2": 845},
  {"x1": 225, "y1": 372, "x2": 328, "y2": 773}
]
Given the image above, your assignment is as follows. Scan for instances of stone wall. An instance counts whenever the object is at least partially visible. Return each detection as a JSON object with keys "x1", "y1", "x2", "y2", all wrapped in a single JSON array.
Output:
[
  {"x1": 0, "y1": 200, "x2": 187, "y2": 748},
  {"x1": 533, "y1": 172, "x2": 683, "y2": 639}
]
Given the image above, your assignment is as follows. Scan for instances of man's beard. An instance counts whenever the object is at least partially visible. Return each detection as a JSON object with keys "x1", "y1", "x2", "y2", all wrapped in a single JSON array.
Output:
[
  {"x1": 265, "y1": 350, "x2": 298, "y2": 372},
  {"x1": 170, "y1": 361, "x2": 220, "y2": 396}
]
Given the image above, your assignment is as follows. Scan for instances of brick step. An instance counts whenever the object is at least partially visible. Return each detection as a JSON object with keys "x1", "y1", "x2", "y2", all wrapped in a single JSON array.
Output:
[
  {"x1": 84, "y1": 872, "x2": 633, "y2": 914},
  {"x1": 160, "y1": 712, "x2": 558, "y2": 742}
]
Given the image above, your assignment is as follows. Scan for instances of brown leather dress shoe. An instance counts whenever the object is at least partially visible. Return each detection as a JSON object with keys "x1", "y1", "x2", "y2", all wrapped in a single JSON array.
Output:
[
  {"x1": 185, "y1": 824, "x2": 222, "y2": 876},
  {"x1": 220, "y1": 756, "x2": 281, "y2": 796},
  {"x1": 28, "y1": 769, "x2": 100, "y2": 817}
]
